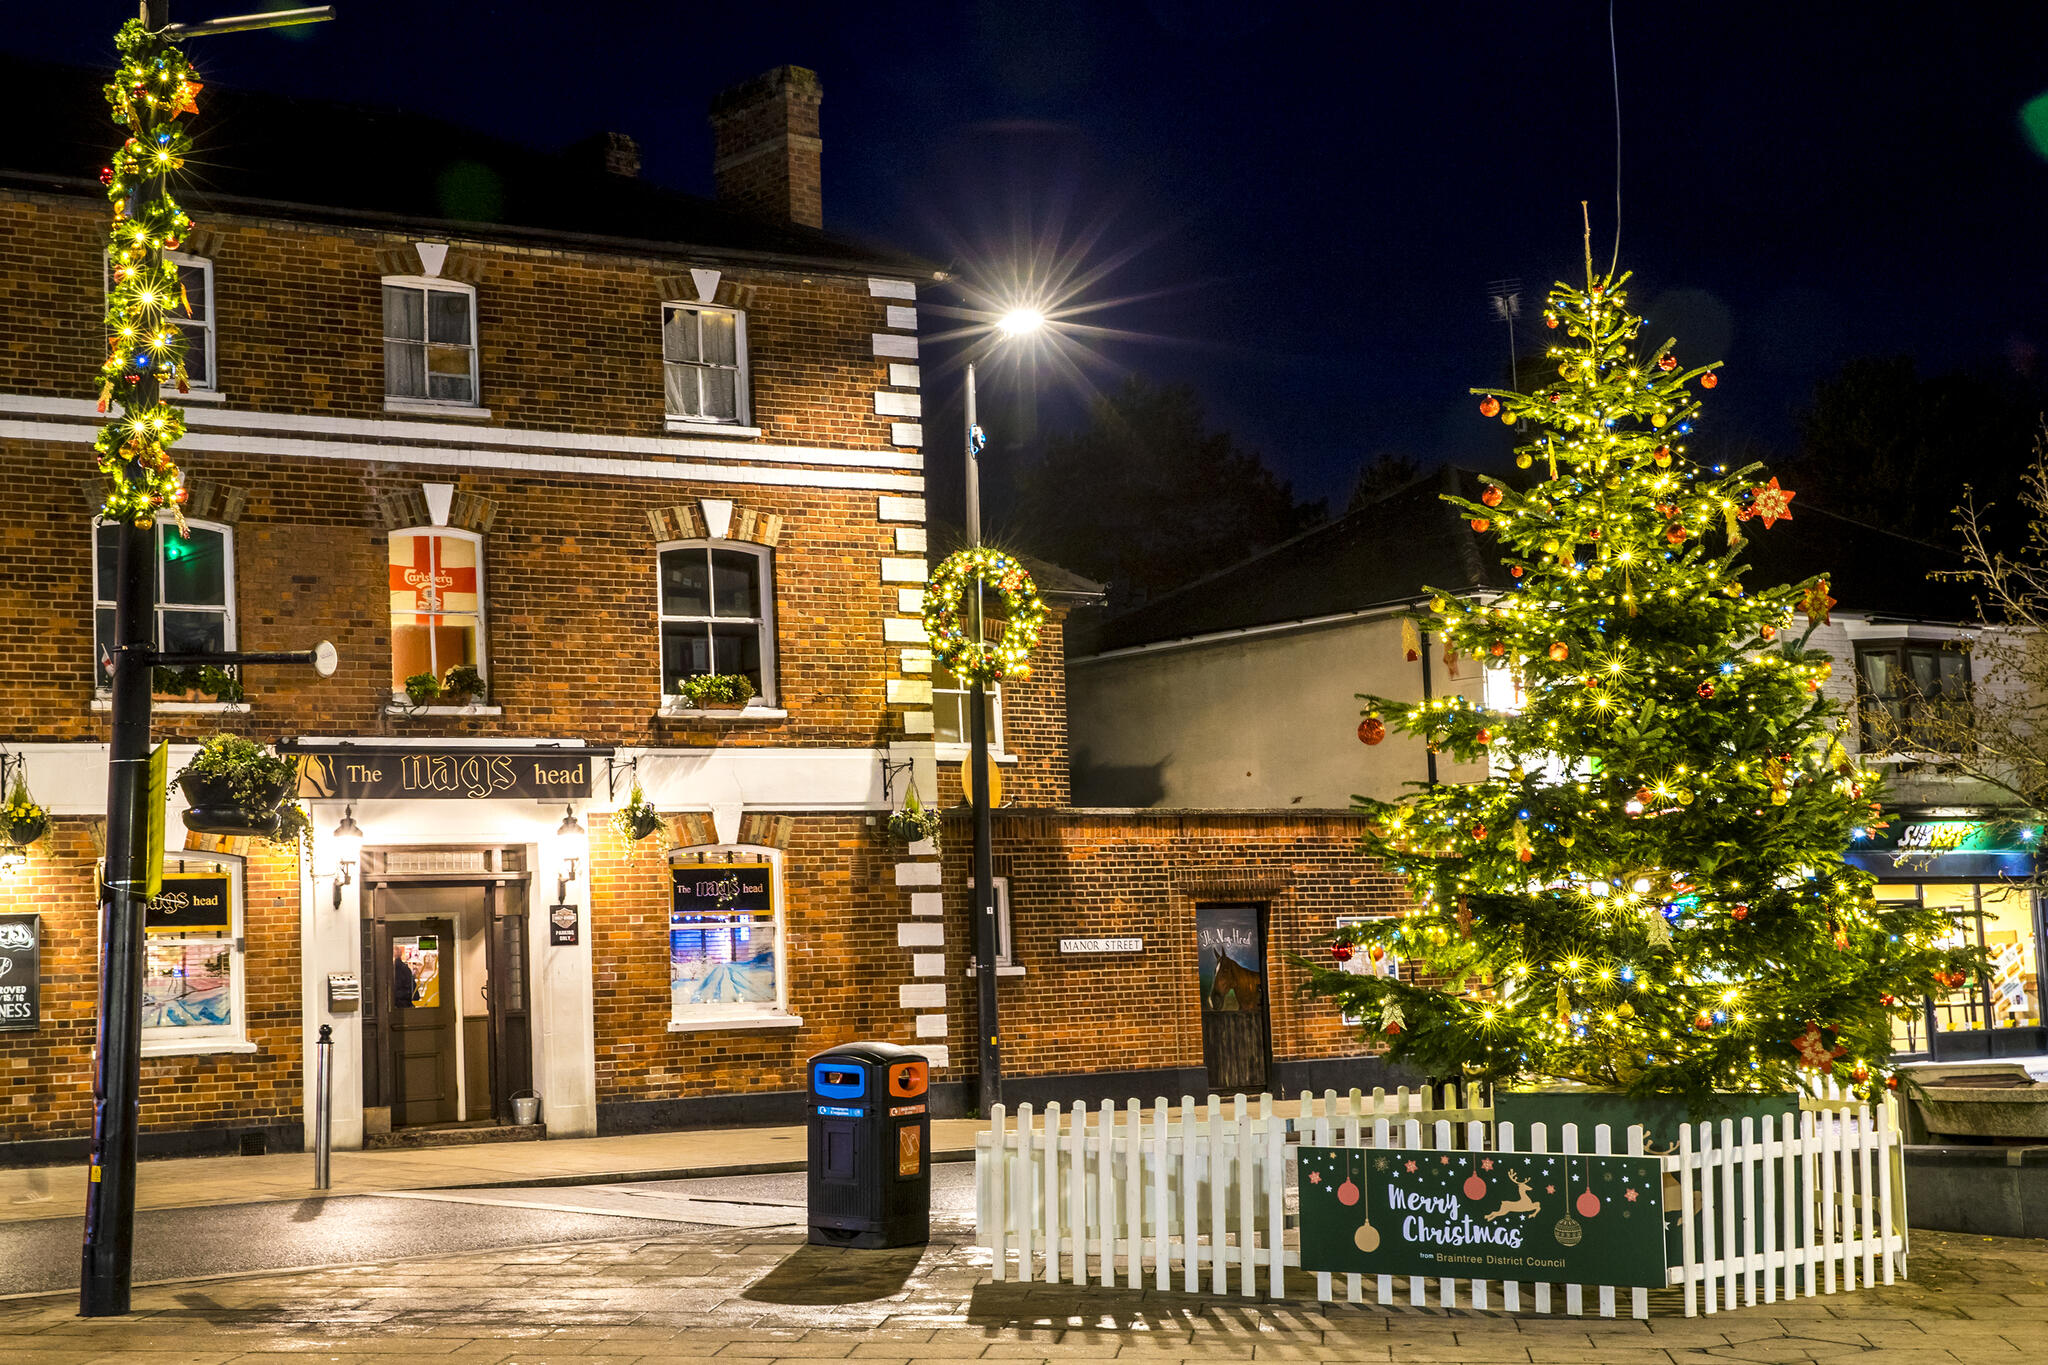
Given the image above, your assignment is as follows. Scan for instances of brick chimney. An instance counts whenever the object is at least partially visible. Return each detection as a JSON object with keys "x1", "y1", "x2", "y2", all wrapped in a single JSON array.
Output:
[
  {"x1": 708, "y1": 66, "x2": 823, "y2": 229},
  {"x1": 569, "y1": 130, "x2": 642, "y2": 178}
]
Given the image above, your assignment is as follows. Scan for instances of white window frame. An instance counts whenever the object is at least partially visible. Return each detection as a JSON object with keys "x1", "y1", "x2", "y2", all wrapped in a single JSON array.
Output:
[
  {"x1": 665, "y1": 844, "x2": 800, "y2": 1031},
  {"x1": 1333, "y1": 914, "x2": 1399, "y2": 1027},
  {"x1": 382, "y1": 276, "x2": 480, "y2": 409},
  {"x1": 661, "y1": 302, "x2": 750, "y2": 427},
  {"x1": 387, "y1": 526, "x2": 488, "y2": 699},
  {"x1": 92, "y1": 515, "x2": 237, "y2": 693},
  {"x1": 932, "y1": 664, "x2": 1004, "y2": 754},
  {"x1": 138, "y1": 852, "x2": 254, "y2": 1056},
  {"x1": 656, "y1": 539, "x2": 777, "y2": 705},
  {"x1": 993, "y1": 875, "x2": 1017, "y2": 969},
  {"x1": 166, "y1": 251, "x2": 216, "y2": 394}
]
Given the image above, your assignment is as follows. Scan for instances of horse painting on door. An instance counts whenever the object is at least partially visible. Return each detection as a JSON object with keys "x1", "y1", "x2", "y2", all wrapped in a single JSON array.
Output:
[{"x1": 1196, "y1": 903, "x2": 1270, "y2": 1090}]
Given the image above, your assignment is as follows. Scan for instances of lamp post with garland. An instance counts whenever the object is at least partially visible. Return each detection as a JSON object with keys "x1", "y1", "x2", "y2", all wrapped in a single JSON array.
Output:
[{"x1": 946, "y1": 310, "x2": 1045, "y2": 1117}]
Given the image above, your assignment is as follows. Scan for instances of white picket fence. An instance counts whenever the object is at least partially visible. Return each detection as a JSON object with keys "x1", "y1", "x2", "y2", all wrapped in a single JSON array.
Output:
[{"x1": 973, "y1": 1084, "x2": 1908, "y2": 1319}]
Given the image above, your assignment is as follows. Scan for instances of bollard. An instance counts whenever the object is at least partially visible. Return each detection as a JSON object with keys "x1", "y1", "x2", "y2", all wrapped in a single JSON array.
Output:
[{"x1": 313, "y1": 1024, "x2": 333, "y2": 1191}]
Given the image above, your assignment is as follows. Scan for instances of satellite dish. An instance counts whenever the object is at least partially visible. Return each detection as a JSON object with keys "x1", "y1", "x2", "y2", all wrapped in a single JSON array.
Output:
[{"x1": 312, "y1": 641, "x2": 339, "y2": 678}]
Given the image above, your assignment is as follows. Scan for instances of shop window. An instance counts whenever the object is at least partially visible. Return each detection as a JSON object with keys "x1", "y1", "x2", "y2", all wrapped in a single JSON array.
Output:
[
  {"x1": 1333, "y1": 914, "x2": 1400, "y2": 1027},
  {"x1": 668, "y1": 852, "x2": 795, "y2": 1028},
  {"x1": 388, "y1": 528, "x2": 485, "y2": 696},
  {"x1": 139, "y1": 857, "x2": 248, "y2": 1055},
  {"x1": 167, "y1": 252, "x2": 215, "y2": 390},
  {"x1": 1856, "y1": 643, "x2": 1970, "y2": 753},
  {"x1": 93, "y1": 518, "x2": 236, "y2": 692},
  {"x1": 383, "y1": 278, "x2": 478, "y2": 406},
  {"x1": 932, "y1": 664, "x2": 1003, "y2": 749},
  {"x1": 658, "y1": 541, "x2": 774, "y2": 702},
  {"x1": 662, "y1": 303, "x2": 748, "y2": 425}
]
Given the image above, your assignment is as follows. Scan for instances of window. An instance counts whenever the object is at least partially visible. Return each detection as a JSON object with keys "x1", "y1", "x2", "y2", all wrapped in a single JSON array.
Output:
[
  {"x1": 992, "y1": 876, "x2": 1016, "y2": 968},
  {"x1": 932, "y1": 663, "x2": 1003, "y2": 749},
  {"x1": 662, "y1": 303, "x2": 748, "y2": 425},
  {"x1": 668, "y1": 853, "x2": 795, "y2": 1027},
  {"x1": 93, "y1": 518, "x2": 235, "y2": 688},
  {"x1": 1332, "y1": 915, "x2": 1399, "y2": 1026},
  {"x1": 140, "y1": 858, "x2": 248, "y2": 1054},
  {"x1": 383, "y1": 279, "x2": 477, "y2": 405},
  {"x1": 658, "y1": 541, "x2": 774, "y2": 702},
  {"x1": 388, "y1": 529, "x2": 484, "y2": 695},
  {"x1": 168, "y1": 253, "x2": 214, "y2": 390},
  {"x1": 1857, "y1": 643, "x2": 1971, "y2": 752}
]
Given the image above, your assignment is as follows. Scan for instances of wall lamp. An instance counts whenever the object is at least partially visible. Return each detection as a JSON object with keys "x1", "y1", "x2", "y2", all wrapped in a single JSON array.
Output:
[
  {"x1": 556, "y1": 805, "x2": 587, "y2": 902},
  {"x1": 330, "y1": 806, "x2": 363, "y2": 909}
]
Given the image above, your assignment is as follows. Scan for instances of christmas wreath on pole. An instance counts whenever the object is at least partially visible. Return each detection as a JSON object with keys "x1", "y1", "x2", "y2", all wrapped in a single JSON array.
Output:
[{"x1": 922, "y1": 547, "x2": 1046, "y2": 685}]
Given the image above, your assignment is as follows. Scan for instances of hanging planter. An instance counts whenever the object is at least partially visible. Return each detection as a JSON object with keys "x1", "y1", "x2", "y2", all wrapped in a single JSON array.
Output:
[
  {"x1": 174, "y1": 735, "x2": 302, "y2": 843},
  {"x1": 3, "y1": 772, "x2": 50, "y2": 849},
  {"x1": 611, "y1": 785, "x2": 665, "y2": 842},
  {"x1": 887, "y1": 787, "x2": 941, "y2": 846}
]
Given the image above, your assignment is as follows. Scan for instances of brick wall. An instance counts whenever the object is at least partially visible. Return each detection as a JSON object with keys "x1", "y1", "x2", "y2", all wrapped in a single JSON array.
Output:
[
  {"x1": 939, "y1": 810, "x2": 1410, "y2": 1085},
  {"x1": 0, "y1": 823, "x2": 302, "y2": 1151},
  {"x1": 933, "y1": 612, "x2": 1072, "y2": 811}
]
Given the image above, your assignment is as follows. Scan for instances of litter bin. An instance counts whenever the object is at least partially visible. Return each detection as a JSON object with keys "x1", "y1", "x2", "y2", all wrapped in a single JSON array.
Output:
[{"x1": 807, "y1": 1042, "x2": 930, "y2": 1247}]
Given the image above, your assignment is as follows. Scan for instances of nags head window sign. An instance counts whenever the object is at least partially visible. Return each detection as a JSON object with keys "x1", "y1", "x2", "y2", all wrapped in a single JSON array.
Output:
[
  {"x1": 144, "y1": 872, "x2": 232, "y2": 934},
  {"x1": 670, "y1": 863, "x2": 777, "y2": 1011}
]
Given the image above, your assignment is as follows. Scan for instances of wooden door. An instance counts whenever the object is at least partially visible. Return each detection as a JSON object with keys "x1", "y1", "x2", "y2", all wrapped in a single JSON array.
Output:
[
  {"x1": 484, "y1": 882, "x2": 532, "y2": 1123},
  {"x1": 1197, "y1": 903, "x2": 1270, "y2": 1091},
  {"x1": 386, "y1": 915, "x2": 458, "y2": 1126}
]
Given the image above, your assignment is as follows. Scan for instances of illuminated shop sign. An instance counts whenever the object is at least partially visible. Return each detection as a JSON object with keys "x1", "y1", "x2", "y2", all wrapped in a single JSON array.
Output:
[{"x1": 1847, "y1": 816, "x2": 2041, "y2": 879}]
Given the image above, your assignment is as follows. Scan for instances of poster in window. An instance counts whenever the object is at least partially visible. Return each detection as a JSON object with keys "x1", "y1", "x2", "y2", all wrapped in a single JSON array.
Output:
[
  {"x1": 671, "y1": 863, "x2": 777, "y2": 1009},
  {"x1": 141, "y1": 942, "x2": 233, "y2": 1028},
  {"x1": 1196, "y1": 904, "x2": 1263, "y2": 1012},
  {"x1": 0, "y1": 915, "x2": 39, "y2": 1032}
]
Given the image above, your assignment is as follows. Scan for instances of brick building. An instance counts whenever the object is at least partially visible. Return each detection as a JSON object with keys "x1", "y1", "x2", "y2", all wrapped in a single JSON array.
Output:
[{"x1": 0, "y1": 55, "x2": 1409, "y2": 1164}]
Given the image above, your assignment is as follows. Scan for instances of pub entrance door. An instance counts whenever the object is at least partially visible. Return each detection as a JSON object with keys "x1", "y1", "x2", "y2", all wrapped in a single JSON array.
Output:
[
  {"x1": 1196, "y1": 903, "x2": 1270, "y2": 1091},
  {"x1": 361, "y1": 847, "x2": 533, "y2": 1129}
]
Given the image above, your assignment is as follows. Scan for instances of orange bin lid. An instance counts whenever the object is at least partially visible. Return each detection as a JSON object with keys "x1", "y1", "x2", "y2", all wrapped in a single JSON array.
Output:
[{"x1": 887, "y1": 1059, "x2": 928, "y2": 1098}]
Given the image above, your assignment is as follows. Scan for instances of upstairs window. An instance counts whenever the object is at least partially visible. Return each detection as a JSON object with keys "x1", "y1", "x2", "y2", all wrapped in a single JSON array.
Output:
[
  {"x1": 389, "y1": 529, "x2": 485, "y2": 696},
  {"x1": 658, "y1": 541, "x2": 775, "y2": 702},
  {"x1": 932, "y1": 663, "x2": 1003, "y2": 750},
  {"x1": 168, "y1": 252, "x2": 214, "y2": 391},
  {"x1": 662, "y1": 304, "x2": 748, "y2": 425},
  {"x1": 1857, "y1": 643, "x2": 1971, "y2": 753},
  {"x1": 94, "y1": 518, "x2": 235, "y2": 688},
  {"x1": 383, "y1": 279, "x2": 478, "y2": 406}
]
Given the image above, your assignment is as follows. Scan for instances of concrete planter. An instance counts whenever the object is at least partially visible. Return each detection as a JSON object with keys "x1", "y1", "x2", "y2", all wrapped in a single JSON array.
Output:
[{"x1": 1913, "y1": 1086, "x2": 2048, "y2": 1141}]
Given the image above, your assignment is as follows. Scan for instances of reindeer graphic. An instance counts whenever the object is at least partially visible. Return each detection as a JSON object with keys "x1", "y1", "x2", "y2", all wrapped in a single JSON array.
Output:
[{"x1": 1483, "y1": 1169, "x2": 1542, "y2": 1222}]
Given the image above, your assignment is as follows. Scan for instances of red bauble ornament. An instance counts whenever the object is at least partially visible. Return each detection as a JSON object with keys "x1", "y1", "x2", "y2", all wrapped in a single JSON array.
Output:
[
  {"x1": 1463, "y1": 1173, "x2": 1489, "y2": 1201},
  {"x1": 1658, "y1": 354, "x2": 1677, "y2": 371},
  {"x1": 1479, "y1": 397, "x2": 1501, "y2": 417},
  {"x1": 1697, "y1": 681, "x2": 1715, "y2": 698},
  {"x1": 1547, "y1": 642, "x2": 1569, "y2": 662},
  {"x1": 1488, "y1": 641, "x2": 1505, "y2": 656},
  {"x1": 1331, "y1": 944, "x2": 1354, "y2": 963},
  {"x1": 1761, "y1": 625, "x2": 1777, "y2": 640},
  {"x1": 1545, "y1": 314, "x2": 1558, "y2": 329},
  {"x1": 1358, "y1": 716, "x2": 1387, "y2": 746},
  {"x1": 1732, "y1": 904, "x2": 1749, "y2": 921},
  {"x1": 1511, "y1": 565, "x2": 1523, "y2": 578},
  {"x1": 1654, "y1": 445, "x2": 1672, "y2": 465},
  {"x1": 1471, "y1": 517, "x2": 1490, "y2": 533},
  {"x1": 1481, "y1": 486, "x2": 1503, "y2": 507},
  {"x1": 1667, "y1": 527, "x2": 1687, "y2": 545},
  {"x1": 1475, "y1": 728, "x2": 1492, "y2": 745},
  {"x1": 1700, "y1": 372, "x2": 1719, "y2": 389},
  {"x1": 1576, "y1": 1188, "x2": 1602, "y2": 1218},
  {"x1": 1852, "y1": 1065, "x2": 1870, "y2": 1084},
  {"x1": 1472, "y1": 825, "x2": 1487, "y2": 840}
]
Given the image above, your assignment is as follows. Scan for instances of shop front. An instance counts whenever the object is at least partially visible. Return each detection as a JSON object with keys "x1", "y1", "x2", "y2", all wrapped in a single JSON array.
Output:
[{"x1": 1849, "y1": 811, "x2": 2048, "y2": 1060}]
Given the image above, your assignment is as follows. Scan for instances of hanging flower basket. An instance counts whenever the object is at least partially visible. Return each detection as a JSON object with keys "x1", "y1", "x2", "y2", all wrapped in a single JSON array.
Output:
[
  {"x1": 612, "y1": 785, "x2": 665, "y2": 842},
  {"x1": 174, "y1": 735, "x2": 300, "y2": 842},
  {"x1": 887, "y1": 787, "x2": 941, "y2": 846},
  {"x1": 922, "y1": 547, "x2": 1046, "y2": 686},
  {"x1": 3, "y1": 773, "x2": 49, "y2": 848}
]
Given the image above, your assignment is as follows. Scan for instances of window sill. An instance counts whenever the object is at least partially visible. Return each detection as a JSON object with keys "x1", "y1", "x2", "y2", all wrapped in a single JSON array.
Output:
[
  {"x1": 385, "y1": 703, "x2": 505, "y2": 717},
  {"x1": 667, "y1": 1012, "x2": 803, "y2": 1033},
  {"x1": 92, "y1": 697, "x2": 249, "y2": 714},
  {"x1": 664, "y1": 418, "x2": 763, "y2": 438},
  {"x1": 658, "y1": 703, "x2": 788, "y2": 721},
  {"x1": 934, "y1": 744, "x2": 1019, "y2": 765},
  {"x1": 142, "y1": 1038, "x2": 258, "y2": 1058},
  {"x1": 384, "y1": 399, "x2": 493, "y2": 420},
  {"x1": 965, "y1": 963, "x2": 1028, "y2": 978}
]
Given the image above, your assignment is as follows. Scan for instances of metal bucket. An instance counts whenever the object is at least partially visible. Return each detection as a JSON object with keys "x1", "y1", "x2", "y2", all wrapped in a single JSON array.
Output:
[{"x1": 510, "y1": 1091, "x2": 540, "y2": 1126}]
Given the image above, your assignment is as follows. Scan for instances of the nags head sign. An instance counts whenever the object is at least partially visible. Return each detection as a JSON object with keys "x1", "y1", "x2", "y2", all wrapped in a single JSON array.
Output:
[
  {"x1": 296, "y1": 747, "x2": 603, "y2": 801},
  {"x1": 1298, "y1": 1146, "x2": 1667, "y2": 1288}
]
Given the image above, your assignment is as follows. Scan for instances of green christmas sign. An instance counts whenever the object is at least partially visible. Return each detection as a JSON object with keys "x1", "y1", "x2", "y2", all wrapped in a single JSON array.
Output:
[{"x1": 1298, "y1": 1146, "x2": 1668, "y2": 1289}]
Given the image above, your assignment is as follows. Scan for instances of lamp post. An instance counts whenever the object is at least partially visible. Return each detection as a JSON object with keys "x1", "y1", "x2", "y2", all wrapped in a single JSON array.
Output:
[{"x1": 964, "y1": 308, "x2": 1043, "y2": 1119}]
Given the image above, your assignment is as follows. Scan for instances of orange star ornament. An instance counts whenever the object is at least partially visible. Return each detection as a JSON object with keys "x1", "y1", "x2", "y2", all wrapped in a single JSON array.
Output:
[{"x1": 1747, "y1": 477, "x2": 1796, "y2": 529}]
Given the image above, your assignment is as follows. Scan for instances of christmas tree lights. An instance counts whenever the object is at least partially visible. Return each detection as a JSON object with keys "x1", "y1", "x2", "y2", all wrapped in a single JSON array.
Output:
[
  {"x1": 95, "y1": 19, "x2": 202, "y2": 525},
  {"x1": 1307, "y1": 261, "x2": 1971, "y2": 1102}
]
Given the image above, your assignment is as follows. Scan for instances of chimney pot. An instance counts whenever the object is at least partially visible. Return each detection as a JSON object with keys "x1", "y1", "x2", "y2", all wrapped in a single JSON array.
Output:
[{"x1": 708, "y1": 65, "x2": 823, "y2": 229}]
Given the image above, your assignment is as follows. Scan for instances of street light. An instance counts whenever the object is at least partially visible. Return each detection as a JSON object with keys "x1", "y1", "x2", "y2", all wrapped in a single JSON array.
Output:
[{"x1": 964, "y1": 303, "x2": 1045, "y2": 1119}]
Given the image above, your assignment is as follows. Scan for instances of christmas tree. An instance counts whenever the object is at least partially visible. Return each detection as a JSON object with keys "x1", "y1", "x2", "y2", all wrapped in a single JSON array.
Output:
[{"x1": 1308, "y1": 256, "x2": 1966, "y2": 1102}]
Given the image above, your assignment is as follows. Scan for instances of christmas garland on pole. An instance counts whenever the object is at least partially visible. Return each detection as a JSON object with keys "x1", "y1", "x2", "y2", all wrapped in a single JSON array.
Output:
[
  {"x1": 921, "y1": 547, "x2": 1046, "y2": 685},
  {"x1": 96, "y1": 19, "x2": 203, "y2": 526}
]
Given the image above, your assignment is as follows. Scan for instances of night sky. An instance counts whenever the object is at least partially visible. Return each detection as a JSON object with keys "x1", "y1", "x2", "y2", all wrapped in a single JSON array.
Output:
[{"x1": 11, "y1": 3, "x2": 2048, "y2": 522}]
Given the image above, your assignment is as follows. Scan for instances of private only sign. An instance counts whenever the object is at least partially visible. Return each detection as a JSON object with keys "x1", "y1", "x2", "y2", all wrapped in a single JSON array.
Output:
[{"x1": 1297, "y1": 1146, "x2": 1668, "y2": 1289}]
